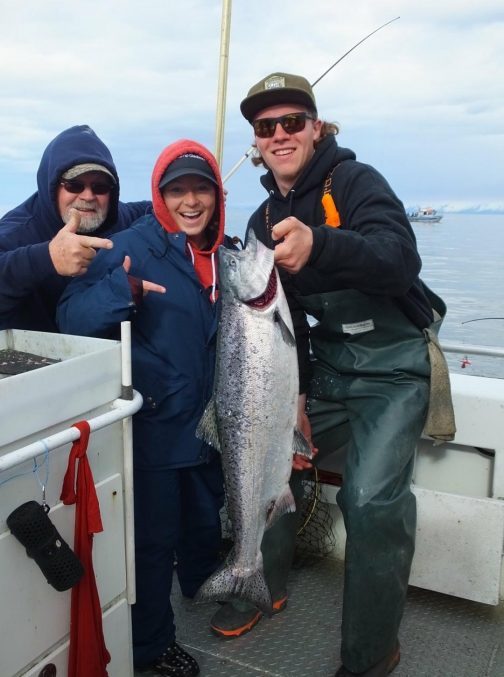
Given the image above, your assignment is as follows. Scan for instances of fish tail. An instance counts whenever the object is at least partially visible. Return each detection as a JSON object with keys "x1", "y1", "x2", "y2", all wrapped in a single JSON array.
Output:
[{"x1": 195, "y1": 563, "x2": 273, "y2": 614}]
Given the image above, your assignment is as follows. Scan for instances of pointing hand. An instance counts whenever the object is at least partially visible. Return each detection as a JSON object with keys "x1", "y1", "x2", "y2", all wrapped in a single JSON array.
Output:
[
  {"x1": 271, "y1": 216, "x2": 313, "y2": 274},
  {"x1": 49, "y1": 209, "x2": 113, "y2": 276},
  {"x1": 122, "y1": 255, "x2": 166, "y2": 296}
]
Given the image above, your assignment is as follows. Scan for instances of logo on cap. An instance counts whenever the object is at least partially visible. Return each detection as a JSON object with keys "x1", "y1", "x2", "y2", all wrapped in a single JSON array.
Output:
[
  {"x1": 177, "y1": 153, "x2": 205, "y2": 161},
  {"x1": 264, "y1": 75, "x2": 286, "y2": 90}
]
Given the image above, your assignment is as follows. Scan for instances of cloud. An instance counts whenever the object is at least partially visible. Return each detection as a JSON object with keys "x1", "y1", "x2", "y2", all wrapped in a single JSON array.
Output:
[{"x1": 0, "y1": 0, "x2": 503, "y2": 213}]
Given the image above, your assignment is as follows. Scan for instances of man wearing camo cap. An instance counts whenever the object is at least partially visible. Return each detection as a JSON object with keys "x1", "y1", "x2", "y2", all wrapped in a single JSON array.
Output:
[{"x1": 0, "y1": 125, "x2": 150, "y2": 331}]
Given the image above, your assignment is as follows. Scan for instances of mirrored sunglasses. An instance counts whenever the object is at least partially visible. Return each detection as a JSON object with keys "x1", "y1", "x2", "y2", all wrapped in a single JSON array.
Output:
[
  {"x1": 59, "y1": 179, "x2": 113, "y2": 195},
  {"x1": 252, "y1": 112, "x2": 315, "y2": 139}
]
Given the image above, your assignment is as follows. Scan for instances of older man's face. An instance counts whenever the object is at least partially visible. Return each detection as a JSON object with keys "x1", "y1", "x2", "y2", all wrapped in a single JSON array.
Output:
[{"x1": 57, "y1": 171, "x2": 112, "y2": 232}]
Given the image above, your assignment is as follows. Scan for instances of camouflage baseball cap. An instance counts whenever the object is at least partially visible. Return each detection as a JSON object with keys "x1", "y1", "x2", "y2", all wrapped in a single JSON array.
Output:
[
  {"x1": 62, "y1": 163, "x2": 116, "y2": 183},
  {"x1": 240, "y1": 72, "x2": 317, "y2": 123}
]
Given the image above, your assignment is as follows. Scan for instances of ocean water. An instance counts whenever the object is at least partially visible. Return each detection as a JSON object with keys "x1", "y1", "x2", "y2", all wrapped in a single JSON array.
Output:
[
  {"x1": 225, "y1": 208, "x2": 504, "y2": 379},
  {"x1": 412, "y1": 214, "x2": 504, "y2": 379}
]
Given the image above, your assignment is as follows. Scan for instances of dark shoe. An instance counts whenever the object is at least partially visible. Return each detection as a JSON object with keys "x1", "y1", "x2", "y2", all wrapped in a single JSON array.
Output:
[
  {"x1": 210, "y1": 594, "x2": 288, "y2": 639},
  {"x1": 335, "y1": 640, "x2": 400, "y2": 676},
  {"x1": 136, "y1": 641, "x2": 200, "y2": 676}
]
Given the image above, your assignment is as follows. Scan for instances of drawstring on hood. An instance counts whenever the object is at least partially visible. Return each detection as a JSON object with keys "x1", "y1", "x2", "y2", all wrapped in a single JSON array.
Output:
[
  {"x1": 186, "y1": 242, "x2": 218, "y2": 304},
  {"x1": 151, "y1": 139, "x2": 225, "y2": 302},
  {"x1": 288, "y1": 189, "x2": 296, "y2": 214}
]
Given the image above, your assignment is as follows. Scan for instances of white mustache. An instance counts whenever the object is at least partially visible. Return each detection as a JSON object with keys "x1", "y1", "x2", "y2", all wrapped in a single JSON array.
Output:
[{"x1": 72, "y1": 199, "x2": 99, "y2": 209}]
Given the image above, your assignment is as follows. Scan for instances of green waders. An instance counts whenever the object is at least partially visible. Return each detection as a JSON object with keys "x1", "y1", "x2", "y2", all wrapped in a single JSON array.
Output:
[
  {"x1": 211, "y1": 287, "x2": 452, "y2": 660},
  {"x1": 303, "y1": 289, "x2": 433, "y2": 673}
]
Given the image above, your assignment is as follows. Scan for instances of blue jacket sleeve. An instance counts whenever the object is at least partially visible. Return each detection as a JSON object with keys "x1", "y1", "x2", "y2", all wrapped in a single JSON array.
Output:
[
  {"x1": 57, "y1": 247, "x2": 135, "y2": 338},
  {"x1": 0, "y1": 214, "x2": 56, "y2": 317}
]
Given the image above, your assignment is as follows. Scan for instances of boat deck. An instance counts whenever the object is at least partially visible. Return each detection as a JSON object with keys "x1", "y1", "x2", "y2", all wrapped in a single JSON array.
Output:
[{"x1": 136, "y1": 556, "x2": 504, "y2": 677}]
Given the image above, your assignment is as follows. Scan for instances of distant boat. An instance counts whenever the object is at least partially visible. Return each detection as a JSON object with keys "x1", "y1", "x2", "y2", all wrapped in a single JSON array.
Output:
[{"x1": 408, "y1": 206, "x2": 443, "y2": 223}]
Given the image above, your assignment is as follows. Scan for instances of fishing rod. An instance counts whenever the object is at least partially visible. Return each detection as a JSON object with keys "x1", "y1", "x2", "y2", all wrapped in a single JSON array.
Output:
[
  {"x1": 462, "y1": 317, "x2": 504, "y2": 324},
  {"x1": 222, "y1": 16, "x2": 400, "y2": 184},
  {"x1": 214, "y1": 0, "x2": 233, "y2": 168}
]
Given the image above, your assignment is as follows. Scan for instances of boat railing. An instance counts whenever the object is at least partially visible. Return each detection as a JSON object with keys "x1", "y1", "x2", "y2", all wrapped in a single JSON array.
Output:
[
  {"x1": 441, "y1": 341, "x2": 504, "y2": 358},
  {"x1": 0, "y1": 391, "x2": 142, "y2": 474}
]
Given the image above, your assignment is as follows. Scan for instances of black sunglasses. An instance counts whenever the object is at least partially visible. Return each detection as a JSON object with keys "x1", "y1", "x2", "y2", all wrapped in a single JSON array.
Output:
[
  {"x1": 59, "y1": 179, "x2": 114, "y2": 195},
  {"x1": 252, "y1": 112, "x2": 315, "y2": 138}
]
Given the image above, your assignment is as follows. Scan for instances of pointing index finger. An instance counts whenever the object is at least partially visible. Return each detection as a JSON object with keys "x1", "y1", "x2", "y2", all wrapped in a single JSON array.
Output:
[{"x1": 79, "y1": 236, "x2": 114, "y2": 250}]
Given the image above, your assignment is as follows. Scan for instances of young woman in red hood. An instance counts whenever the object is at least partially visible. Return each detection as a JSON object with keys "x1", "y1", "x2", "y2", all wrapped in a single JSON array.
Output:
[
  {"x1": 58, "y1": 139, "x2": 236, "y2": 677},
  {"x1": 151, "y1": 139, "x2": 226, "y2": 303}
]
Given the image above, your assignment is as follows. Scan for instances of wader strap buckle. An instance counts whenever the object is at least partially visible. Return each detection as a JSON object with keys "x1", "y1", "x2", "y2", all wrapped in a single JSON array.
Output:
[{"x1": 323, "y1": 171, "x2": 334, "y2": 196}]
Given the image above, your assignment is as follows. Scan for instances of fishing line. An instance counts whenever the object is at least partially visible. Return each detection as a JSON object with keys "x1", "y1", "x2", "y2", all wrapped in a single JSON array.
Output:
[
  {"x1": 311, "y1": 16, "x2": 400, "y2": 87},
  {"x1": 461, "y1": 317, "x2": 504, "y2": 324},
  {"x1": 222, "y1": 17, "x2": 400, "y2": 184}
]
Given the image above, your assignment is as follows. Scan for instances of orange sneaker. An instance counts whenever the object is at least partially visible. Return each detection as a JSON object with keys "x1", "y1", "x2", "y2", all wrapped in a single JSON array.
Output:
[{"x1": 210, "y1": 594, "x2": 288, "y2": 639}]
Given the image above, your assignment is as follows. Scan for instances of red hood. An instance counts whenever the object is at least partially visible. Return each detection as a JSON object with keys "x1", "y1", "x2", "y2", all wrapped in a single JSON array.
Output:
[{"x1": 151, "y1": 138, "x2": 225, "y2": 255}]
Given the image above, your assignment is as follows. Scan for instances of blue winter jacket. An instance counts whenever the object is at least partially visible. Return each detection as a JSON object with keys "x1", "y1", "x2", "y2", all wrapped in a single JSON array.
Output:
[
  {"x1": 0, "y1": 125, "x2": 150, "y2": 332},
  {"x1": 57, "y1": 216, "x2": 235, "y2": 469}
]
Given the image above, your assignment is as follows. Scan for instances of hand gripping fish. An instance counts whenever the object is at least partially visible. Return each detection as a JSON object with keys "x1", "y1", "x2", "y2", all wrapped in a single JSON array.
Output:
[{"x1": 195, "y1": 230, "x2": 312, "y2": 614}]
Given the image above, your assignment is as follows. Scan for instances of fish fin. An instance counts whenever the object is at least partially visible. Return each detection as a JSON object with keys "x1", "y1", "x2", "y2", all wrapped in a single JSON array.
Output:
[
  {"x1": 195, "y1": 559, "x2": 272, "y2": 614},
  {"x1": 274, "y1": 308, "x2": 296, "y2": 347},
  {"x1": 293, "y1": 427, "x2": 313, "y2": 459},
  {"x1": 196, "y1": 396, "x2": 221, "y2": 452},
  {"x1": 265, "y1": 485, "x2": 296, "y2": 531}
]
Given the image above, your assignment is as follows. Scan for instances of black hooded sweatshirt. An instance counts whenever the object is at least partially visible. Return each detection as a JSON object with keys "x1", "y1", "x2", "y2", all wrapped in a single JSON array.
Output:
[{"x1": 246, "y1": 135, "x2": 434, "y2": 391}]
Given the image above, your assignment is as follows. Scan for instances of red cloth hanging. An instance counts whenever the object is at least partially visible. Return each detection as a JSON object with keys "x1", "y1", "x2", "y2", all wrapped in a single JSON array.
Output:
[{"x1": 60, "y1": 420, "x2": 111, "y2": 677}]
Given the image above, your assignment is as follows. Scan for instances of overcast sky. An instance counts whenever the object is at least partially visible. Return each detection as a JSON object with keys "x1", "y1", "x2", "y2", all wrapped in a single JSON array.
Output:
[{"x1": 1, "y1": 0, "x2": 503, "y2": 220}]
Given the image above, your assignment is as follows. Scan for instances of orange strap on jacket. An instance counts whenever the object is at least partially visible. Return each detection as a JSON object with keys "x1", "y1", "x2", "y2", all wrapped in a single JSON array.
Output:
[
  {"x1": 264, "y1": 166, "x2": 342, "y2": 230},
  {"x1": 322, "y1": 167, "x2": 341, "y2": 228}
]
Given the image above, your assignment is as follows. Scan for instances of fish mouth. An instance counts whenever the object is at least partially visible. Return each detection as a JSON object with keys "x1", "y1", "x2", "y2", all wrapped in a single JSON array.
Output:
[{"x1": 245, "y1": 269, "x2": 277, "y2": 309}]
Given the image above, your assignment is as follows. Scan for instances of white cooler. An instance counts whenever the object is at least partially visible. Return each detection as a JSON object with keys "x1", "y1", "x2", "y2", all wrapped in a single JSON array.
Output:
[{"x1": 0, "y1": 328, "x2": 141, "y2": 677}]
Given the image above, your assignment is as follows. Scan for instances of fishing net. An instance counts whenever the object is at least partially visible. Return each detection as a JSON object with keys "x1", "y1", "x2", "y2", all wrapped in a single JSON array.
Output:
[
  {"x1": 218, "y1": 467, "x2": 337, "y2": 567},
  {"x1": 293, "y1": 467, "x2": 336, "y2": 568}
]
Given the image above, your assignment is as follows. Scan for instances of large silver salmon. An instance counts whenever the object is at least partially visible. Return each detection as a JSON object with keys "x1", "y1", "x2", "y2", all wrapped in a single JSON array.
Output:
[{"x1": 195, "y1": 231, "x2": 311, "y2": 613}]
